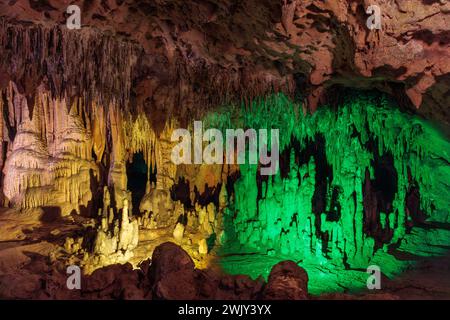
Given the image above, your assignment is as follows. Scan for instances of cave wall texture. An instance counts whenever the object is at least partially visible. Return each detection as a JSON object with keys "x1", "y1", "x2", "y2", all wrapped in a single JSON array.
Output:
[{"x1": 0, "y1": 0, "x2": 449, "y2": 298}]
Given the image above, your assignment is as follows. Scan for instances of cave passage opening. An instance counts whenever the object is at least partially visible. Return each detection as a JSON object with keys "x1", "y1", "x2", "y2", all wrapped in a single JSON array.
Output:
[{"x1": 126, "y1": 152, "x2": 148, "y2": 215}]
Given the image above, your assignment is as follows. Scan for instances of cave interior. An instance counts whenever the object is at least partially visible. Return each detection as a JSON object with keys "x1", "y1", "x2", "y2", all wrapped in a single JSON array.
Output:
[{"x1": 0, "y1": 0, "x2": 449, "y2": 300}]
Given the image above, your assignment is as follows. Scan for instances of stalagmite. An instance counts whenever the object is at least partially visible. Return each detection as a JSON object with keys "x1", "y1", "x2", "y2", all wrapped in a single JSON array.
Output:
[
  {"x1": 0, "y1": 1, "x2": 449, "y2": 299},
  {"x1": 198, "y1": 239, "x2": 208, "y2": 255},
  {"x1": 173, "y1": 223, "x2": 185, "y2": 243},
  {"x1": 216, "y1": 93, "x2": 450, "y2": 273},
  {"x1": 118, "y1": 199, "x2": 139, "y2": 251}
]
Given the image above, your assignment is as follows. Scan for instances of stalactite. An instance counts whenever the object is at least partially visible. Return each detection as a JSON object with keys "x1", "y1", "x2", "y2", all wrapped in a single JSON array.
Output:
[
  {"x1": 217, "y1": 92, "x2": 450, "y2": 277},
  {"x1": 2, "y1": 83, "x2": 99, "y2": 212}
]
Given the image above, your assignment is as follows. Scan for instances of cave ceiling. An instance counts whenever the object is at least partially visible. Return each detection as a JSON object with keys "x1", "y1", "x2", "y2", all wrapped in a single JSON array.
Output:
[{"x1": 0, "y1": 0, "x2": 449, "y2": 127}]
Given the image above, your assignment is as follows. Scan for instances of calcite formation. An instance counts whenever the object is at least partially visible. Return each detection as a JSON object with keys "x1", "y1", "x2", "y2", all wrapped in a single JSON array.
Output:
[
  {"x1": 1, "y1": 0, "x2": 449, "y2": 124},
  {"x1": 216, "y1": 94, "x2": 449, "y2": 281},
  {"x1": 0, "y1": 0, "x2": 449, "y2": 299},
  {"x1": 1, "y1": 84, "x2": 98, "y2": 211}
]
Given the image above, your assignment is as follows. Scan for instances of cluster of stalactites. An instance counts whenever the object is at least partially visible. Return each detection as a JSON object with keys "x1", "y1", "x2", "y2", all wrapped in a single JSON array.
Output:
[
  {"x1": 123, "y1": 114, "x2": 158, "y2": 184},
  {"x1": 218, "y1": 93, "x2": 449, "y2": 268},
  {"x1": 0, "y1": 81, "x2": 175, "y2": 213},
  {"x1": 0, "y1": 18, "x2": 142, "y2": 113},
  {"x1": 0, "y1": 83, "x2": 98, "y2": 211}
]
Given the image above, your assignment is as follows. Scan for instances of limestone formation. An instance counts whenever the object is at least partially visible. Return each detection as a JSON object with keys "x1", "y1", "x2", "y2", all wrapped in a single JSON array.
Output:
[
  {"x1": 0, "y1": 0, "x2": 448, "y2": 301},
  {"x1": 263, "y1": 261, "x2": 309, "y2": 300},
  {"x1": 198, "y1": 239, "x2": 208, "y2": 255},
  {"x1": 173, "y1": 223, "x2": 185, "y2": 243},
  {"x1": 118, "y1": 199, "x2": 139, "y2": 252}
]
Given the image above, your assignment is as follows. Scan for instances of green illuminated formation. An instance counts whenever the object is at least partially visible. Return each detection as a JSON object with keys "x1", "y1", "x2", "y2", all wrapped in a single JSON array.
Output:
[{"x1": 204, "y1": 92, "x2": 450, "y2": 294}]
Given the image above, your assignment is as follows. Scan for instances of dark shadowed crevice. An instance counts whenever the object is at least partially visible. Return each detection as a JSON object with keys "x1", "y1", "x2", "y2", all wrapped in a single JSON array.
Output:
[{"x1": 126, "y1": 152, "x2": 148, "y2": 215}]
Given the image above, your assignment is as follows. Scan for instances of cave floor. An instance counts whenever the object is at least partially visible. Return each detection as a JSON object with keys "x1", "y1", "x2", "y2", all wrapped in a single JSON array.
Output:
[
  {"x1": 0, "y1": 207, "x2": 449, "y2": 299},
  {"x1": 218, "y1": 252, "x2": 450, "y2": 298}
]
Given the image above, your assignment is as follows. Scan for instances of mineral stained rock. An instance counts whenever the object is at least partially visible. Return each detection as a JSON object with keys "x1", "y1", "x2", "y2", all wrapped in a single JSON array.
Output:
[
  {"x1": 0, "y1": 0, "x2": 449, "y2": 300},
  {"x1": 1, "y1": 0, "x2": 449, "y2": 124},
  {"x1": 263, "y1": 261, "x2": 309, "y2": 300},
  {"x1": 149, "y1": 242, "x2": 198, "y2": 299},
  {"x1": 0, "y1": 241, "x2": 302, "y2": 300}
]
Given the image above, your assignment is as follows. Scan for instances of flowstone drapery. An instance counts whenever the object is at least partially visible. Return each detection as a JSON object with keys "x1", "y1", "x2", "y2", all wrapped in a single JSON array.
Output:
[{"x1": 210, "y1": 93, "x2": 450, "y2": 291}]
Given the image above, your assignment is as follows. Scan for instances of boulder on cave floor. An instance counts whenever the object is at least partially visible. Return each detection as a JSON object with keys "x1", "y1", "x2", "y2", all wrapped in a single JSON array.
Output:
[
  {"x1": 149, "y1": 241, "x2": 197, "y2": 299},
  {"x1": 263, "y1": 260, "x2": 309, "y2": 300},
  {"x1": 148, "y1": 241, "x2": 266, "y2": 299}
]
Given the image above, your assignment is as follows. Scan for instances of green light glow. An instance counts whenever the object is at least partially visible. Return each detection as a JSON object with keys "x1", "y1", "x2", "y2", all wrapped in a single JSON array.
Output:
[{"x1": 205, "y1": 92, "x2": 450, "y2": 294}]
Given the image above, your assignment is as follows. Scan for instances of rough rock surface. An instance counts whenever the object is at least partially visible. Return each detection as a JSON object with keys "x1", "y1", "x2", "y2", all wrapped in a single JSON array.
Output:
[
  {"x1": 0, "y1": 0, "x2": 449, "y2": 301},
  {"x1": 1, "y1": 240, "x2": 448, "y2": 299},
  {"x1": 148, "y1": 241, "x2": 265, "y2": 299},
  {"x1": 0, "y1": 0, "x2": 449, "y2": 125},
  {"x1": 263, "y1": 260, "x2": 309, "y2": 300},
  {"x1": 0, "y1": 241, "x2": 274, "y2": 299},
  {"x1": 149, "y1": 241, "x2": 197, "y2": 299}
]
